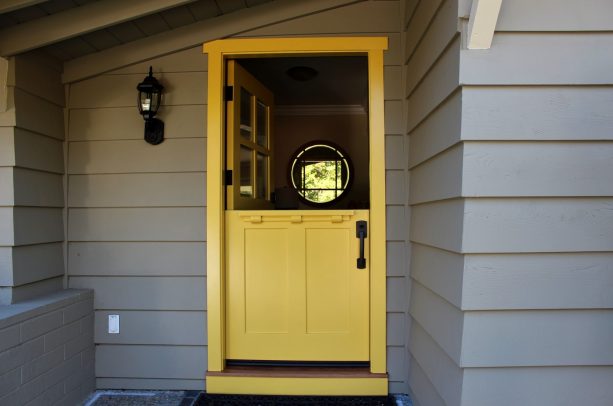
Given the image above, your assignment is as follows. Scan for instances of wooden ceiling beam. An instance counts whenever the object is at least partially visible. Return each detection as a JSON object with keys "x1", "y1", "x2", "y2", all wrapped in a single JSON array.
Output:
[
  {"x1": 0, "y1": 0, "x2": 197, "y2": 56},
  {"x1": 0, "y1": 0, "x2": 47, "y2": 15},
  {"x1": 467, "y1": 0, "x2": 503, "y2": 49},
  {"x1": 62, "y1": 0, "x2": 362, "y2": 83}
]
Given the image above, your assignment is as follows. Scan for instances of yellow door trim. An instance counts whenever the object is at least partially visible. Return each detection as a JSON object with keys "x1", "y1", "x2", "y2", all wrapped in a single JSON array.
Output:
[
  {"x1": 206, "y1": 375, "x2": 388, "y2": 396},
  {"x1": 203, "y1": 36, "x2": 388, "y2": 377}
]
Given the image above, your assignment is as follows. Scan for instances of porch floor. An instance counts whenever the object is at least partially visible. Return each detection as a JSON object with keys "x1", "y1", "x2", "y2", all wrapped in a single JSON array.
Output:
[{"x1": 82, "y1": 390, "x2": 412, "y2": 406}]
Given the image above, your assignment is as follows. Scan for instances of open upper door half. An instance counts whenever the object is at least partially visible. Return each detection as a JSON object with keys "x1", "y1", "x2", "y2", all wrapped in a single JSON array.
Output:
[{"x1": 226, "y1": 60, "x2": 274, "y2": 210}]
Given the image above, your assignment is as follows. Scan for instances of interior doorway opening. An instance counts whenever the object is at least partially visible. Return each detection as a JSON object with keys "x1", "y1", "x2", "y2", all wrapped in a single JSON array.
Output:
[{"x1": 230, "y1": 56, "x2": 370, "y2": 210}]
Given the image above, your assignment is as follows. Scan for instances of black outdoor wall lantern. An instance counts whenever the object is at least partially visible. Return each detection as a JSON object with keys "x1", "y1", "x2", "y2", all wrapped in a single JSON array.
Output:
[{"x1": 137, "y1": 66, "x2": 164, "y2": 145}]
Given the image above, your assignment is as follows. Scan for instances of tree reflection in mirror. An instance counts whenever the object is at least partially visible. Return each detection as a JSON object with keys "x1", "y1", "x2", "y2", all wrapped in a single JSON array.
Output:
[{"x1": 290, "y1": 142, "x2": 351, "y2": 205}]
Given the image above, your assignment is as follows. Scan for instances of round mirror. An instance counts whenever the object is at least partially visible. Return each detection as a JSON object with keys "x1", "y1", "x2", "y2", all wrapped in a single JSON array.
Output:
[{"x1": 289, "y1": 142, "x2": 352, "y2": 205}]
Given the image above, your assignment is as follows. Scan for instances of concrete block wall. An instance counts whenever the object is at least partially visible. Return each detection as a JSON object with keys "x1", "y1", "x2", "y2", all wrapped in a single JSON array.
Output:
[{"x1": 0, "y1": 289, "x2": 94, "y2": 405}]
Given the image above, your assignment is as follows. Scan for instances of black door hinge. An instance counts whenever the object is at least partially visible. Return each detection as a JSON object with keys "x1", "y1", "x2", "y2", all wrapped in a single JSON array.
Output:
[
  {"x1": 224, "y1": 86, "x2": 234, "y2": 101},
  {"x1": 225, "y1": 170, "x2": 233, "y2": 186}
]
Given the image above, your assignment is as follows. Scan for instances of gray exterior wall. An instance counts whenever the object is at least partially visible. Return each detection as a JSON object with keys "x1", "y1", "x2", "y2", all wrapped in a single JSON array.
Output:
[
  {"x1": 0, "y1": 53, "x2": 66, "y2": 305},
  {"x1": 0, "y1": 289, "x2": 95, "y2": 405},
  {"x1": 65, "y1": 0, "x2": 409, "y2": 392},
  {"x1": 406, "y1": 0, "x2": 613, "y2": 405}
]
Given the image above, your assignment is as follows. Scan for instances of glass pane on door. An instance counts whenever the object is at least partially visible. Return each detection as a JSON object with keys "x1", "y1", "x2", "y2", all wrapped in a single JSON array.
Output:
[
  {"x1": 240, "y1": 87, "x2": 252, "y2": 141},
  {"x1": 256, "y1": 100, "x2": 268, "y2": 148},
  {"x1": 256, "y1": 152, "x2": 267, "y2": 199},
  {"x1": 240, "y1": 146, "x2": 253, "y2": 197}
]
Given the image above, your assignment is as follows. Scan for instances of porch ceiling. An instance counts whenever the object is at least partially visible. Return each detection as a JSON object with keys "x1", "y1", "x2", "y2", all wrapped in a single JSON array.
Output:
[{"x1": 0, "y1": 0, "x2": 273, "y2": 60}]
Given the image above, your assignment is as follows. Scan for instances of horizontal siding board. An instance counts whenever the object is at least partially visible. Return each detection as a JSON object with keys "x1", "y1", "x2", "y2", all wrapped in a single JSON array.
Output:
[
  {"x1": 462, "y1": 310, "x2": 613, "y2": 367},
  {"x1": 0, "y1": 168, "x2": 13, "y2": 205},
  {"x1": 96, "y1": 345, "x2": 206, "y2": 379},
  {"x1": 0, "y1": 129, "x2": 15, "y2": 166},
  {"x1": 386, "y1": 277, "x2": 408, "y2": 313},
  {"x1": 386, "y1": 205, "x2": 407, "y2": 241},
  {"x1": 69, "y1": 72, "x2": 207, "y2": 108},
  {"x1": 14, "y1": 129, "x2": 64, "y2": 174},
  {"x1": 410, "y1": 143, "x2": 463, "y2": 204},
  {"x1": 386, "y1": 170, "x2": 406, "y2": 205},
  {"x1": 463, "y1": 142, "x2": 613, "y2": 197},
  {"x1": 68, "y1": 173, "x2": 206, "y2": 207},
  {"x1": 109, "y1": 46, "x2": 207, "y2": 75},
  {"x1": 69, "y1": 276, "x2": 206, "y2": 310},
  {"x1": 13, "y1": 169, "x2": 63, "y2": 207},
  {"x1": 404, "y1": 0, "x2": 443, "y2": 61},
  {"x1": 410, "y1": 282, "x2": 462, "y2": 364},
  {"x1": 386, "y1": 241, "x2": 408, "y2": 277},
  {"x1": 409, "y1": 321, "x2": 463, "y2": 406},
  {"x1": 68, "y1": 208, "x2": 206, "y2": 242},
  {"x1": 387, "y1": 313, "x2": 406, "y2": 346},
  {"x1": 496, "y1": 0, "x2": 613, "y2": 31},
  {"x1": 0, "y1": 247, "x2": 12, "y2": 285},
  {"x1": 462, "y1": 252, "x2": 613, "y2": 310},
  {"x1": 460, "y1": 33, "x2": 613, "y2": 85},
  {"x1": 95, "y1": 311, "x2": 206, "y2": 345},
  {"x1": 408, "y1": 90, "x2": 461, "y2": 167},
  {"x1": 462, "y1": 86, "x2": 613, "y2": 141},
  {"x1": 385, "y1": 135, "x2": 406, "y2": 170},
  {"x1": 384, "y1": 66, "x2": 402, "y2": 100},
  {"x1": 406, "y1": 37, "x2": 460, "y2": 132},
  {"x1": 410, "y1": 199, "x2": 464, "y2": 253},
  {"x1": 385, "y1": 100, "x2": 404, "y2": 135},
  {"x1": 14, "y1": 54, "x2": 65, "y2": 107},
  {"x1": 68, "y1": 242, "x2": 206, "y2": 276},
  {"x1": 96, "y1": 378, "x2": 204, "y2": 390},
  {"x1": 405, "y1": 0, "x2": 457, "y2": 95},
  {"x1": 385, "y1": 33, "x2": 402, "y2": 66},
  {"x1": 462, "y1": 366, "x2": 613, "y2": 406},
  {"x1": 463, "y1": 198, "x2": 613, "y2": 253},
  {"x1": 387, "y1": 346, "x2": 407, "y2": 383},
  {"x1": 68, "y1": 138, "x2": 206, "y2": 174},
  {"x1": 13, "y1": 89, "x2": 64, "y2": 140},
  {"x1": 408, "y1": 355, "x2": 447, "y2": 406},
  {"x1": 240, "y1": 1, "x2": 402, "y2": 37},
  {"x1": 12, "y1": 243, "x2": 64, "y2": 286},
  {"x1": 411, "y1": 243, "x2": 464, "y2": 308},
  {"x1": 0, "y1": 207, "x2": 13, "y2": 245},
  {"x1": 68, "y1": 105, "x2": 207, "y2": 141},
  {"x1": 13, "y1": 207, "x2": 63, "y2": 246}
]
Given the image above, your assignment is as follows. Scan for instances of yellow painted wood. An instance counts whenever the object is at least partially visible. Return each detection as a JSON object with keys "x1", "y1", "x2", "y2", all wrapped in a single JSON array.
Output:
[
  {"x1": 206, "y1": 375, "x2": 388, "y2": 396},
  {"x1": 367, "y1": 49, "x2": 387, "y2": 373},
  {"x1": 226, "y1": 60, "x2": 274, "y2": 210},
  {"x1": 206, "y1": 47, "x2": 224, "y2": 372},
  {"x1": 204, "y1": 37, "x2": 389, "y2": 386},
  {"x1": 203, "y1": 37, "x2": 388, "y2": 55},
  {"x1": 226, "y1": 210, "x2": 369, "y2": 361}
]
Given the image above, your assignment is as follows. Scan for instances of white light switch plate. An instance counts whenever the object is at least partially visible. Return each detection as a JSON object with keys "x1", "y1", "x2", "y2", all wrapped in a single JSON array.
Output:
[{"x1": 108, "y1": 314, "x2": 120, "y2": 334}]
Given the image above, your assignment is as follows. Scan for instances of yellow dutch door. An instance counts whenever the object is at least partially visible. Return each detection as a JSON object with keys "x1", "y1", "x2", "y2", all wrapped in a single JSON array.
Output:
[{"x1": 225, "y1": 60, "x2": 370, "y2": 361}]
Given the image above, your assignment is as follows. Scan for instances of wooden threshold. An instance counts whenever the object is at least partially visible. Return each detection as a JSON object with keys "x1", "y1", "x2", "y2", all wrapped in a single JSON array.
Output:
[{"x1": 207, "y1": 365, "x2": 387, "y2": 379}]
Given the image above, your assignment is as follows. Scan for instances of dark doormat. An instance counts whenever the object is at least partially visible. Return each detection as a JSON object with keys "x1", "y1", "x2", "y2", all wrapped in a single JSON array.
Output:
[{"x1": 193, "y1": 394, "x2": 396, "y2": 405}]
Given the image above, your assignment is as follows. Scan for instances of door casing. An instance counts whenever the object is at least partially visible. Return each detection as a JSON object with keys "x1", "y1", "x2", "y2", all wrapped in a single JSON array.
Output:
[{"x1": 203, "y1": 37, "x2": 388, "y2": 376}]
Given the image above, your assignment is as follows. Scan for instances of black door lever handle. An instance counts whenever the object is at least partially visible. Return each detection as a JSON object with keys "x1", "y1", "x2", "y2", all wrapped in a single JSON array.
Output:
[{"x1": 356, "y1": 221, "x2": 367, "y2": 269}]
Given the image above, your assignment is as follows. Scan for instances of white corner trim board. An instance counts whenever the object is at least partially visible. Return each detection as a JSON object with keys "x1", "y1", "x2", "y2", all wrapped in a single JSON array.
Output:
[{"x1": 467, "y1": 0, "x2": 503, "y2": 49}]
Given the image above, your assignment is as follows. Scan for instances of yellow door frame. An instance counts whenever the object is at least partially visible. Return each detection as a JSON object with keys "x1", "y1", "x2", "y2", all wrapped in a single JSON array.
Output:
[{"x1": 203, "y1": 37, "x2": 388, "y2": 390}]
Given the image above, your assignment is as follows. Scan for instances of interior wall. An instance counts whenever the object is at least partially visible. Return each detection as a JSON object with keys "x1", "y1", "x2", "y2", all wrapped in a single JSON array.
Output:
[
  {"x1": 0, "y1": 52, "x2": 65, "y2": 305},
  {"x1": 65, "y1": 0, "x2": 408, "y2": 392},
  {"x1": 274, "y1": 113, "x2": 369, "y2": 209}
]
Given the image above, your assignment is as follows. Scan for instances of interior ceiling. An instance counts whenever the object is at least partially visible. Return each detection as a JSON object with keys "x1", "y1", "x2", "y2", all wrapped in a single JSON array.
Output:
[
  {"x1": 239, "y1": 56, "x2": 368, "y2": 106},
  {"x1": 0, "y1": 0, "x2": 273, "y2": 61}
]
